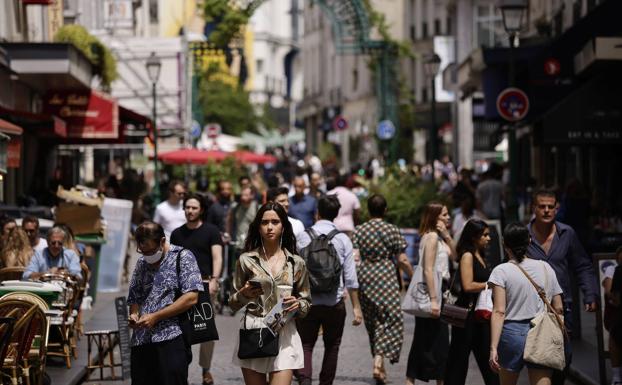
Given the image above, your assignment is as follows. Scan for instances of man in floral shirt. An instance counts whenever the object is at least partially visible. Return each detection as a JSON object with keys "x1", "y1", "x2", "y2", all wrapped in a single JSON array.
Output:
[{"x1": 128, "y1": 221, "x2": 203, "y2": 385}]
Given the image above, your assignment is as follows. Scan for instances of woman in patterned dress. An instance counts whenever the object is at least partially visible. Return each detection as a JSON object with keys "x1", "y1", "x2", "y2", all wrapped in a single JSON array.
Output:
[{"x1": 353, "y1": 194, "x2": 414, "y2": 384}]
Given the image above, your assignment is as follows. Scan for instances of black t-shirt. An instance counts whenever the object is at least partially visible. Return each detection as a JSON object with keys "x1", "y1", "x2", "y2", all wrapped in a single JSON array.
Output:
[{"x1": 170, "y1": 222, "x2": 222, "y2": 277}]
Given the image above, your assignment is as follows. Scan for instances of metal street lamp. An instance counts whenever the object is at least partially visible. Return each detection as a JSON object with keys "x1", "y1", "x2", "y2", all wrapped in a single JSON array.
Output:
[
  {"x1": 423, "y1": 53, "x2": 442, "y2": 163},
  {"x1": 498, "y1": 0, "x2": 528, "y2": 221},
  {"x1": 146, "y1": 52, "x2": 162, "y2": 204}
]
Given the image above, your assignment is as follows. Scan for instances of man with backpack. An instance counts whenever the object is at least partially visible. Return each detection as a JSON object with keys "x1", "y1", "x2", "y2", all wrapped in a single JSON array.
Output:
[{"x1": 294, "y1": 195, "x2": 363, "y2": 385}]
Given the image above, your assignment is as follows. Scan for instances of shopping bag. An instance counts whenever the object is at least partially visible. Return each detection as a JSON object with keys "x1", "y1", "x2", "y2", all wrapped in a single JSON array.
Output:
[{"x1": 474, "y1": 285, "x2": 493, "y2": 321}]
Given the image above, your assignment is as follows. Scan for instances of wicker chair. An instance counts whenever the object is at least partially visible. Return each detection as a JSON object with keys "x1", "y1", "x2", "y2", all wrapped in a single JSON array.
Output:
[
  {"x1": 0, "y1": 267, "x2": 25, "y2": 282},
  {"x1": 0, "y1": 301, "x2": 38, "y2": 385}
]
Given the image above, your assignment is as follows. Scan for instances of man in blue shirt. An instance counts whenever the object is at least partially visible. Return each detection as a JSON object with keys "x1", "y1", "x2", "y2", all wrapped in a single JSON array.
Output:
[
  {"x1": 289, "y1": 176, "x2": 317, "y2": 228},
  {"x1": 527, "y1": 188, "x2": 598, "y2": 385},
  {"x1": 23, "y1": 226, "x2": 82, "y2": 281},
  {"x1": 294, "y1": 195, "x2": 363, "y2": 385}
]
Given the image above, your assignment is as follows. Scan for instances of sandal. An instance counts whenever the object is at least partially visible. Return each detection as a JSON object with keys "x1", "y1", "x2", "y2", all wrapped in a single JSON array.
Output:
[{"x1": 373, "y1": 355, "x2": 386, "y2": 385}]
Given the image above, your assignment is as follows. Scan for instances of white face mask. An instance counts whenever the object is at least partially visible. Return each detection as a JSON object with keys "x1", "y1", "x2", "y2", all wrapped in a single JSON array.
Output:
[{"x1": 143, "y1": 249, "x2": 163, "y2": 264}]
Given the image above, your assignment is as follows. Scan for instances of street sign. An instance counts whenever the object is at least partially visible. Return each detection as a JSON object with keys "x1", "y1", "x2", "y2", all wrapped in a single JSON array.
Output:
[
  {"x1": 332, "y1": 115, "x2": 348, "y2": 131},
  {"x1": 376, "y1": 120, "x2": 396, "y2": 140},
  {"x1": 190, "y1": 120, "x2": 201, "y2": 139},
  {"x1": 204, "y1": 123, "x2": 221, "y2": 138},
  {"x1": 544, "y1": 58, "x2": 561, "y2": 76},
  {"x1": 496, "y1": 88, "x2": 530, "y2": 122}
]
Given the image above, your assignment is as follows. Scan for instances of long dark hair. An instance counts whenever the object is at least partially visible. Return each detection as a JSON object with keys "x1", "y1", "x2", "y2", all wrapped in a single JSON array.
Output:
[
  {"x1": 456, "y1": 218, "x2": 489, "y2": 262},
  {"x1": 244, "y1": 202, "x2": 296, "y2": 254},
  {"x1": 503, "y1": 222, "x2": 530, "y2": 263}
]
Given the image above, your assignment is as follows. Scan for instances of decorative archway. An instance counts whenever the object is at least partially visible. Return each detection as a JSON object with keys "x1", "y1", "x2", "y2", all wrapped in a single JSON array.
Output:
[{"x1": 193, "y1": 0, "x2": 400, "y2": 161}]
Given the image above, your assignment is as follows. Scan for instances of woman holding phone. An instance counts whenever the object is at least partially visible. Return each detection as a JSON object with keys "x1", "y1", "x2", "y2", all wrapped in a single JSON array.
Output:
[
  {"x1": 406, "y1": 202, "x2": 456, "y2": 385},
  {"x1": 229, "y1": 202, "x2": 311, "y2": 385}
]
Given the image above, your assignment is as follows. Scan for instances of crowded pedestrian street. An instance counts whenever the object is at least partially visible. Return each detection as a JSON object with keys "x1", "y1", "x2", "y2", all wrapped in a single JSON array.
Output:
[{"x1": 1, "y1": 1, "x2": 622, "y2": 385}]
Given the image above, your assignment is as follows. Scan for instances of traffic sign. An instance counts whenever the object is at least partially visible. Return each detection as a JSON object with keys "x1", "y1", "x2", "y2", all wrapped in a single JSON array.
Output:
[
  {"x1": 204, "y1": 123, "x2": 221, "y2": 138},
  {"x1": 496, "y1": 88, "x2": 529, "y2": 122},
  {"x1": 190, "y1": 120, "x2": 201, "y2": 139},
  {"x1": 544, "y1": 58, "x2": 561, "y2": 76},
  {"x1": 332, "y1": 115, "x2": 348, "y2": 131},
  {"x1": 376, "y1": 120, "x2": 396, "y2": 140}
]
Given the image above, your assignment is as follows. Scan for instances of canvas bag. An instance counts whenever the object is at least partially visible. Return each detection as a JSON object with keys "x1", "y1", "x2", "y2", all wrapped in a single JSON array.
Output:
[
  {"x1": 402, "y1": 236, "x2": 442, "y2": 317},
  {"x1": 514, "y1": 261, "x2": 567, "y2": 371}
]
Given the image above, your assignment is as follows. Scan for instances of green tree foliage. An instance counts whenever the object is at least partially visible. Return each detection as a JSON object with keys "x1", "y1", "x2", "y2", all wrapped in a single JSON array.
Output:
[
  {"x1": 202, "y1": 0, "x2": 252, "y2": 47},
  {"x1": 358, "y1": 167, "x2": 448, "y2": 228},
  {"x1": 197, "y1": 65, "x2": 273, "y2": 136},
  {"x1": 54, "y1": 25, "x2": 118, "y2": 89}
]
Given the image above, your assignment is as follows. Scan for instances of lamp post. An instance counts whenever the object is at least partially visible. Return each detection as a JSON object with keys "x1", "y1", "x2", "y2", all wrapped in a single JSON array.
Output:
[
  {"x1": 499, "y1": 0, "x2": 528, "y2": 221},
  {"x1": 423, "y1": 53, "x2": 442, "y2": 163},
  {"x1": 146, "y1": 52, "x2": 162, "y2": 204}
]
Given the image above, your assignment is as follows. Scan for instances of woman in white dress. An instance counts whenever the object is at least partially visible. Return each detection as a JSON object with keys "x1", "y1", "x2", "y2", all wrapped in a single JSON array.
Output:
[{"x1": 229, "y1": 202, "x2": 311, "y2": 385}]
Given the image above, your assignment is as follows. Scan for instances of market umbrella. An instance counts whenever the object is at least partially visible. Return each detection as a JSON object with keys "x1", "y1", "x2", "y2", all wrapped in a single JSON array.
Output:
[
  {"x1": 234, "y1": 150, "x2": 277, "y2": 165},
  {"x1": 157, "y1": 148, "x2": 229, "y2": 164}
]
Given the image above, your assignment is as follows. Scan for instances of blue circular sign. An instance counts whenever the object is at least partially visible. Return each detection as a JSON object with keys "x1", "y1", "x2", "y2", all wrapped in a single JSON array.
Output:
[{"x1": 376, "y1": 120, "x2": 396, "y2": 140}]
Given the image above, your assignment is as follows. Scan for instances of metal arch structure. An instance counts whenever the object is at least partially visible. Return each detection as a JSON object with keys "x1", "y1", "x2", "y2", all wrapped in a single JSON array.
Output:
[{"x1": 196, "y1": 0, "x2": 400, "y2": 161}]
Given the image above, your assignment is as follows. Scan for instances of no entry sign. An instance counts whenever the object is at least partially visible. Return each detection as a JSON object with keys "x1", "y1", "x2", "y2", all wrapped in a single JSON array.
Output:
[
  {"x1": 496, "y1": 88, "x2": 530, "y2": 122},
  {"x1": 332, "y1": 115, "x2": 348, "y2": 131}
]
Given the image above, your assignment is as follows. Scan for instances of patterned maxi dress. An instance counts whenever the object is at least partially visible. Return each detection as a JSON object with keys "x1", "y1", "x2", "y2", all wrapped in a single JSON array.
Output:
[{"x1": 353, "y1": 218, "x2": 408, "y2": 363}]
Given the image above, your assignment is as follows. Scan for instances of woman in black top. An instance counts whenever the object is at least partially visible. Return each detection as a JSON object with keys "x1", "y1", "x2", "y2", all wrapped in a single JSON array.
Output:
[{"x1": 445, "y1": 219, "x2": 499, "y2": 385}]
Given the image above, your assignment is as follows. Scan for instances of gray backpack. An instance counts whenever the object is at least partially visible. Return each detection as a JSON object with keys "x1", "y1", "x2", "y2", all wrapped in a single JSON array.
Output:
[{"x1": 300, "y1": 228, "x2": 342, "y2": 293}]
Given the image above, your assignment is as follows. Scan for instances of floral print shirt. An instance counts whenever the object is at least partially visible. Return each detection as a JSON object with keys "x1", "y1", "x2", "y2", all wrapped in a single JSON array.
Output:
[
  {"x1": 229, "y1": 248, "x2": 311, "y2": 318},
  {"x1": 127, "y1": 245, "x2": 204, "y2": 346}
]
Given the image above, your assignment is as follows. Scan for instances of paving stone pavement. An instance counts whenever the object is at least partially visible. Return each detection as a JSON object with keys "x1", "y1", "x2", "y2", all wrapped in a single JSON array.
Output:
[{"x1": 187, "y1": 303, "x2": 531, "y2": 385}]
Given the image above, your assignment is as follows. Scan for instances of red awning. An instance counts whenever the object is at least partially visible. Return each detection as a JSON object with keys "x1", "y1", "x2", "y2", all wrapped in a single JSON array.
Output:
[
  {"x1": 157, "y1": 149, "x2": 230, "y2": 164},
  {"x1": 0, "y1": 118, "x2": 23, "y2": 136},
  {"x1": 0, "y1": 104, "x2": 66, "y2": 137},
  {"x1": 234, "y1": 150, "x2": 277, "y2": 164}
]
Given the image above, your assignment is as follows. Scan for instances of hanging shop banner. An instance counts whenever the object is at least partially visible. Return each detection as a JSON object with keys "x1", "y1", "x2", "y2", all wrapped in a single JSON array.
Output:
[
  {"x1": 7, "y1": 138, "x2": 21, "y2": 168},
  {"x1": 44, "y1": 90, "x2": 119, "y2": 139}
]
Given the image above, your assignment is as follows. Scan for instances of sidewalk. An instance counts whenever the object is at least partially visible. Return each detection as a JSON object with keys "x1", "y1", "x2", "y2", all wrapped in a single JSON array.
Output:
[
  {"x1": 47, "y1": 291, "x2": 128, "y2": 385},
  {"x1": 568, "y1": 309, "x2": 610, "y2": 385}
]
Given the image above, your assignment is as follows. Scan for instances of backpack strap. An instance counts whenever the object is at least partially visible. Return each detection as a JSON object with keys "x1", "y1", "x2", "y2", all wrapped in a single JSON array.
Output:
[
  {"x1": 326, "y1": 229, "x2": 341, "y2": 240},
  {"x1": 306, "y1": 228, "x2": 318, "y2": 240}
]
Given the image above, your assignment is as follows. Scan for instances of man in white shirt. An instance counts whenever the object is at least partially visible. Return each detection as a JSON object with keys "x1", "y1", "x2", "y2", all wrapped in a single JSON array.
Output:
[
  {"x1": 267, "y1": 187, "x2": 305, "y2": 239},
  {"x1": 153, "y1": 181, "x2": 187, "y2": 238},
  {"x1": 22, "y1": 215, "x2": 47, "y2": 255}
]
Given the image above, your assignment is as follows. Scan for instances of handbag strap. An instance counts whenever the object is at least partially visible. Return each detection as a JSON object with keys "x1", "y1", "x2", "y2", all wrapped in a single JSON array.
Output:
[{"x1": 511, "y1": 260, "x2": 568, "y2": 337}]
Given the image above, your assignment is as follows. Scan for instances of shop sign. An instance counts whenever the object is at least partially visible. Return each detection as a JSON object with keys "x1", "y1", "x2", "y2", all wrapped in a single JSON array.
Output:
[
  {"x1": 47, "y1": 0, "x2": 63, "y2": 39},
  {"x1": 544, "y1": 58, "x2": 561, "y2": 76},
  {"x1": 7, "y1": 138, "x2": 21, "y2": 168},
  {"x1": 22, "y1": 0, "x2": 54, "y2": 4},
  {"x1": 44, "y1": 90, "x2": 119, "y2": 139}
]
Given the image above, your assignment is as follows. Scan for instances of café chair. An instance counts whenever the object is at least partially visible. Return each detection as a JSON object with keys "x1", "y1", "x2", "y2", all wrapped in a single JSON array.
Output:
[
  {"x1": 0, "y1": 267, "x2": 25, "y2": 282},
  {"x1": 0, "y1": 302, "x2": 38, "y2": 385},
  {"x1": 84, "y1": 330, "x2": 121, "y2": 381}
]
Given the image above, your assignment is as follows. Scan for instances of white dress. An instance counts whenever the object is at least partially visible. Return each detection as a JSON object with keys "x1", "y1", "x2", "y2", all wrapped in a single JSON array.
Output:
[{"x1": 232, "y1": 313, "x2": 304, "y2": 373}]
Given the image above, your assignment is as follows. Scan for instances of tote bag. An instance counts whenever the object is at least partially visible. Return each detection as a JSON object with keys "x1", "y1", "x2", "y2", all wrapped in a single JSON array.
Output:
[
  {"x1": 401, "y1": 245, "x2": 442, "y2": 317},
  {"x1": 175, "y1": 250, "x2": 220, "y2": 345},
  {"x1": 474, "y1": 284, "x2": 493, "y2": 321},
  {"x1": 514, "y1": 262, "x2": 566, "y2": 371}
]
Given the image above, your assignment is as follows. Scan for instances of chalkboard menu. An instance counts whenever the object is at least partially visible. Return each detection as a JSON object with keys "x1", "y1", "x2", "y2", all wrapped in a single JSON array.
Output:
[{"x1": 115, "y1": 296, "x2": 131, "y2": 380}]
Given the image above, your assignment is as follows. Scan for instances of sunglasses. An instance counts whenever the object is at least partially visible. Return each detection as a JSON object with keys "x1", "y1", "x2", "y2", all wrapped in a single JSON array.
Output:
[{"x1": 49, "y1": 241, "x2": 63, "y2": 246}]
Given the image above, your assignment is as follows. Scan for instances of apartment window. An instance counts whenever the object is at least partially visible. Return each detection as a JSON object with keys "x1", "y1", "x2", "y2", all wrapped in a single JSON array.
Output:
[
  {"x1": 422, "y1": 21, "x2": 428, "y2": 38},
  {"x1": 410, "y1": 24, "x2": 416, "y2": 41},
  {"x1": 473, "y1": 4, "x2": 505, "y2": 48},
  {"x1": 352, "y1": 68, "x2": 358, "y2": 92},
  {"x1": 256, "y1": 59, "x2": 263, "y2": 74},
  {"x1": 434, "y1": 19, "x2": 441, "y2": 35},
  {"x1": 149, "y1": 0, "x2": 158, "y2": 23},
  {"x1": 446, "y1": 17, "x2": 452, "y2": 35},
  {"x1": 422, "y1": 88, "x2": 428, "y2": 103}
]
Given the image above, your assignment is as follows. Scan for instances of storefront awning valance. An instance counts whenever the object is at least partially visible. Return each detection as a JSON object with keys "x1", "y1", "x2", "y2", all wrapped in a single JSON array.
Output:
[
  {"x1": 0, "y1": 118, "x2": 23, "y2": 136},
  {"x1": 0, "y1": 104, "x2": 67, "y2": 137}
]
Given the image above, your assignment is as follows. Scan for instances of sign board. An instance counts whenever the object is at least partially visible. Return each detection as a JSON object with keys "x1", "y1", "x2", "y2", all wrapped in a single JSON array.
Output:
[
  {"x1": 97, "y1": 198, "x2": 133, "y2": 292},
  {"x1": 204, "y1": 123, "x2": 221, "y2": 139},
  {"x1": 115, "y1": 296, "x2": 131, "y2": 380},
  {"x1": 544, "y1": 58, "x2": 561, "y2": 76},
  {"x1": 332, "y1": 115, "x2": 348, "y2": 131},
  {"x1": 593, "y1": 253, "x2": 617, "y2": 385},
  {"x1": 496, "y1": 88, "x2": 529, "y2": 122},
  {"x1": 376, "y1": 120, "x2": 396, "y2": 140},
  {"x1": 44, "y1": 90, "x2": 119, "y2": 139},
  {"x1": 190, "y1": 120, "x2": 201, "y2": 139}
]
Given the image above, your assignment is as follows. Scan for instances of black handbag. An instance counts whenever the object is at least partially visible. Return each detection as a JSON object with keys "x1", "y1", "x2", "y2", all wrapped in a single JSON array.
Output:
[
  {"x1": 175, "y1": 250, "x2": 220, "y2": 345},
  {"x1": 440, "y1": 269, "x2": 471, "y2": 328},
  {"x1": 237, "y1": 309, "x2": 280, "y2": 359}
]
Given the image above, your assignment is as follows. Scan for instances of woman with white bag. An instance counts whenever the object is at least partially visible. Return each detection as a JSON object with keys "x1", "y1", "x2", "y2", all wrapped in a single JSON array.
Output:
[
  {"x1": 488, "y1": 223, "x2": 565, "y2": 385},
  {"x1": 405, "y1": 202, "x2": 456, "y2": 385},
  {"x1": 445, "y1": 219, "x2": 499, "y2": 385}
]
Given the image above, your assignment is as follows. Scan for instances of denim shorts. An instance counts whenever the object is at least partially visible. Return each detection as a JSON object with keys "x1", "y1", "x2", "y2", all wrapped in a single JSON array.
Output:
[{"x1": 498, "y1": 320, "x2": 544, "y2": 372}]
